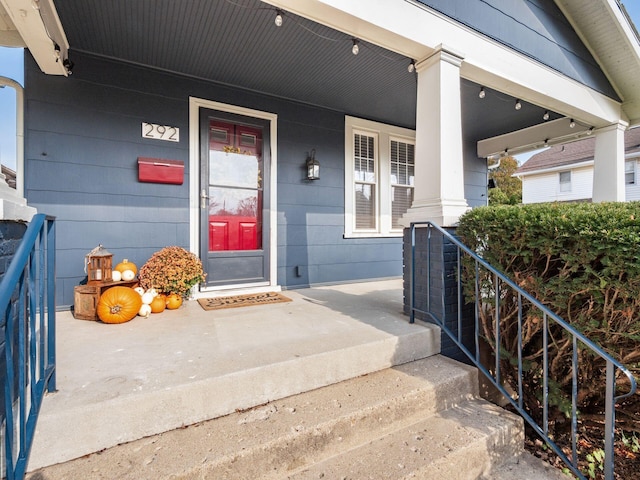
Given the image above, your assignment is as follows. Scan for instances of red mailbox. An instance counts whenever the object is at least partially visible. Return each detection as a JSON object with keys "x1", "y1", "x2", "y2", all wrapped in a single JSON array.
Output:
[{"x1": 138, "y1": 157, "x2": 184, "y2": 185}]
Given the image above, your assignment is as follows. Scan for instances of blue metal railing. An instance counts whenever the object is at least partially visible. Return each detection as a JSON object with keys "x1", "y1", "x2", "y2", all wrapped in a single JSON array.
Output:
[
  {"x1": 409, "y1": 221, "x2": 637, "y2": 480},
  {"x1": 0, "y1": 214, "x2": 56, "y2": 480}
]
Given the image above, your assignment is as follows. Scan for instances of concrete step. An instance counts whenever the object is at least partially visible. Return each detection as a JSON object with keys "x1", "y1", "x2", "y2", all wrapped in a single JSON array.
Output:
[
  {"x1": 283, "y1": 399, "x2": 523, "y2": 480},
  {"x1": 482, "y1": 452, "x2": 574, "y2": 480},
  {"x1": 23, "y1": 355, "x2": 564, "y2": 480},
  {"x1": 27, "y1": 291, "x2": 440, "y2": 471}
]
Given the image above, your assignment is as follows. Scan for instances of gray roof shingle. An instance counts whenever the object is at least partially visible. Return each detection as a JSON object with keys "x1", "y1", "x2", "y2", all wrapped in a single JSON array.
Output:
[{"x1": 516, "y1": 127, "x2": 640, "y2": 175}]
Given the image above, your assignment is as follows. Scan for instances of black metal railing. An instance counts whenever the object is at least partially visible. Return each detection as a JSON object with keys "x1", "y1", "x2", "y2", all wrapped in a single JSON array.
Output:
[
  {"x1": 0, "y1": 214, "x2": 56, "y2": 480},
  {"x1": 409, "y1": 221, "x2": 637, "y2": 480}
]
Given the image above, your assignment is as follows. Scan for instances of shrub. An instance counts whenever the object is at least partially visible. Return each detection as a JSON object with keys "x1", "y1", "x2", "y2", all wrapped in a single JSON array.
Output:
[{"x1": 456, "y1": 202, "x2": 640, "y2": 414}]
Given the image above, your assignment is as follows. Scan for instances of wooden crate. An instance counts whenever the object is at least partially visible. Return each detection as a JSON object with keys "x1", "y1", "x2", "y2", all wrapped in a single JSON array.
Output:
[{"x1": 73, "y1": 279, "x2": 139, "y2": 321}]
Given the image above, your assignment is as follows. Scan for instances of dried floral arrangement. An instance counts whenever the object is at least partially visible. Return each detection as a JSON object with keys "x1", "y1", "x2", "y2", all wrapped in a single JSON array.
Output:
[{"x1": 138, "y1": 246, "x2": 206, "y2": 298}]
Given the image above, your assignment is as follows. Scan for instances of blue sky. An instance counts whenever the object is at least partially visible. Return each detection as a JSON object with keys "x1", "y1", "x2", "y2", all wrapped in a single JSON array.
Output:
[{"x1": 1, "y1": 4, "x2": 640, "y2": 169}]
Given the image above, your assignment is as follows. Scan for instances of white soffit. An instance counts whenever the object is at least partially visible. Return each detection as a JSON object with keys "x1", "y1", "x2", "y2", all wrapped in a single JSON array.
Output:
[
  {"x1": 0, "y1": 0, "x2": 69, "y2": 75},
  {"x1": 262, "y1": 0, "x2": 623, "y2": 126},
  {"x1": 554, "y1": 0, "x2": 640, "y2": 126},
  {"x1": 0, "y1": 2, "x2": 24, "y2": 46},
  {"x1": 477, "y1": 118, "x2": 594, "y2": 158}
]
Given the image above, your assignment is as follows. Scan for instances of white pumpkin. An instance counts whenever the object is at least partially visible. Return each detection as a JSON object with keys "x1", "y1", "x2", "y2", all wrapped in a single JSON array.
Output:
[
  {"x1": 134, "y1": 287, "x2": 145, "y2": 296},
  {"x1": 141, "y1": 291, "x2": 155, "y2": 305},
  {"x1": 147, "y1": 288, "x2": 159, "y2": 297},
  {"x1": 111, "y1": 270, "x2": 122, "y2": 282},
  {"x1": 138, "y1": 304, "x2": 152, "y2": 318},
  {"x1": 121, "y1": 269, "x2": 136, "y2": 281}
]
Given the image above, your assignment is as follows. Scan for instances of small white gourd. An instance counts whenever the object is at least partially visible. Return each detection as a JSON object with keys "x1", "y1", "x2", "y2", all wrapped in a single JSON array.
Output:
[
  {"x1": 134, "y1": 287, "x2": 145, "y2": 296},
  {"x1": 141, "y1": 291, "x2": 154, "y2": 305},
  {"x1": 111, "y1": 270, "x2": 122, "y2": 282},
  {"x1": 138, "y1": 304, "x2": 152, "y2": 318},
  {"x1": 121, "y1": 269, "x2": 136, "y2": 281}
]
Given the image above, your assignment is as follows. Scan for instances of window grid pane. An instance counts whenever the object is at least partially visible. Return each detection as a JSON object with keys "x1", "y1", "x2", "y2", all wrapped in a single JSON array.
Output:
[
  {"x1": 392, "y1": 186, "x2": 413, "y2": 229},
  {"x1": 390, "y1": 140, "x2": 415, "y2": 186},
  {"x1": 354, "y1": 133, "x2": 376, "y2": 183},
  {"x1": 559, "y1": 171, "x2": 571, "y2": 192},
  {"x1": 355, "y1": 183, "x2": 376, "y2": 229},
  {"x1": 625, "y1": 161, "x2": 635, "y2": 185}
]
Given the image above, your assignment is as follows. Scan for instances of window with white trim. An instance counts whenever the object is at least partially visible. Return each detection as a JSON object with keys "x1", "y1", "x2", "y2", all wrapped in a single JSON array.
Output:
[
  {"x1": 559, "y1": 171, "x2": 571, "y2": 192},
  {"x1": 625, "y1": 160, "x2": 636, "y2": 185},
  {"x1": 345, "y1": 116, "x2": 415, "y2": 237}
]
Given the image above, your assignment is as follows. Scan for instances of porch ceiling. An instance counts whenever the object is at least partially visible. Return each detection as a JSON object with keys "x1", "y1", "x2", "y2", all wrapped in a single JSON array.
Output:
[{"x1": 52, "y1": 0, "x2": 556, "y2": 146}]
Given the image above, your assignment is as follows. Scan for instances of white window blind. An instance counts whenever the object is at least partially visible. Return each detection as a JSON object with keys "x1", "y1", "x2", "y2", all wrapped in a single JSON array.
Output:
[
  {"x1": 390, "y1": 140, "x2": 415, "y2": 229},
  {"x1": 354, "y1": 133, "x2": 377, "y2": 230}
]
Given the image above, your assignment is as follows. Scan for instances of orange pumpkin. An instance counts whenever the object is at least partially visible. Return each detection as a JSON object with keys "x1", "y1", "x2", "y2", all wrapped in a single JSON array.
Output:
[
  {"x1": 97, "y1": 286, "x2": 142, "y2": 324},
  {"x1": 114, "y1": 259, "x2": 138, "y2": 276},
  {"x1": 166, "y1": 293, "x2": 183, "y2": 310},
  {"x1": 150, "y1": 294, "x2": 166, "y2": 313}
]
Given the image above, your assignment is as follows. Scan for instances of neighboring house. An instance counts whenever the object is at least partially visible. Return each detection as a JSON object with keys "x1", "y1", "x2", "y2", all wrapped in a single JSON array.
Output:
[
  {"x1": 0, "y1": 0, "x2": 639, "y2": 308},
  {"x1": 515, "y1": 127, "x2": 640, "y2": 203}
]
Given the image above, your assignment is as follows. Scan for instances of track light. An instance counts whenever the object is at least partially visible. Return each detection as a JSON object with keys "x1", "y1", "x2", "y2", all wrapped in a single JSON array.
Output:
[
  {"x1": 569, "y1": 119, "x2": 576, "y2": 128},
  {"x1": 587, "y1": 127, "x2": 594, "y2": 135},
  {"x1": 408, "y1": 60, "x2": 415, "y2": 73},
  {"x1": 544, "y1": 139, "x2": 549, "y2": 147},
  {"x1": 352, "y1": 39, "x2": 359, "y2": 55},
  {"x1": 479, "y1": 87, "x2": 485, "y2": 99},
  {"x1": 515, "y1": 99, "x2": 522, "y2": 110},
  {"x1": 542, "y1": 110, "x2": 550, "y2": 121},
  {"x1": 274, "y1": 10, "x2": 283, "y2": 27}
]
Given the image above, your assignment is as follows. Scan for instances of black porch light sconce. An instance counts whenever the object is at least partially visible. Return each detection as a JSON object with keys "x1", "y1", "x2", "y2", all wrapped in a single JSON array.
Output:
[{"x1": 306, "y1": 149, "x2": 320, "y2": 180}]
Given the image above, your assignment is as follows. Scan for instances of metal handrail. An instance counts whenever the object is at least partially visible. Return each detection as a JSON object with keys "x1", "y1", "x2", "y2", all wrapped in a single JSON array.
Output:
[
  {"x1": 409, "y1": 221, "x2": 637, "y2": 480},
  {"x1": 0, "y1": 214, "x2": 56, "y2": 480}
]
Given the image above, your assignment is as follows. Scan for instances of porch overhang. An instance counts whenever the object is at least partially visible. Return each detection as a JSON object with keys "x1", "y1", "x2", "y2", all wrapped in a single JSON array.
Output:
[
  {"x1": 263, "y1": 0, "x2": 629, "y2": 130},
  {"x1": 477, "y1": 118, "x2": 597, "y2": 159},
  {"x1": 0, "y1": 0, "x2": 70, "y2": 76}
]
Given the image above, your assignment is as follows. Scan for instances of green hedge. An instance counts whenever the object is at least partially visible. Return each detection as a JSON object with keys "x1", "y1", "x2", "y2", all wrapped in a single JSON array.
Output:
[{"x1": 456, "y1": 202, "x2": 640, "y2": 411}]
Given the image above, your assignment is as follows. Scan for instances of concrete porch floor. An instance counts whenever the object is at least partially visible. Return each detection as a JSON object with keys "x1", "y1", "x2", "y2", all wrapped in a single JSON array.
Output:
[{"x1": 28, "y1": 278, "x2": 441, "y2": 471}]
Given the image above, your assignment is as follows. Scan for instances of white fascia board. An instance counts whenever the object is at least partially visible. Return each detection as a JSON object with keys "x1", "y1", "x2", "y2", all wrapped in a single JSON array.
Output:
[
  {"x1": 0, "y1": 0, "x2": 69, "y2": 75},
  {"x1": 261, "y1": 0, "x2": 623, "y2": 126},
  {"x1": 515, "y1": 160, "x2": 594, "y2": 178},
  {"x1": 478, "y1": 118, "x2": 596, "y2": 158}
]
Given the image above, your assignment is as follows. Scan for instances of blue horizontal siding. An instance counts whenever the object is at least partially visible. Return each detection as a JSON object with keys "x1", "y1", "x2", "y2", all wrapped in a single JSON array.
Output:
[
  {"x1": 415, "y1": 0, "x2": 617, "y2": 100},
  {"x1": 25, "y1": 51, "x2": 482, "y2": 307}
]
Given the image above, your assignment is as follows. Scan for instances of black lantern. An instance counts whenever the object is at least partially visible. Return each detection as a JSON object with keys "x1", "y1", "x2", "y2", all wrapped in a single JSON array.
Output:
[{"x1": 306, "y1": 149, "x2": 320, "y2": 180}]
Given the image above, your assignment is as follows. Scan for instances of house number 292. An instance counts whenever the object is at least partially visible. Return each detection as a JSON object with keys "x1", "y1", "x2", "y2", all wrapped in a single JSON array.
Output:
[{"x1": 142, "y1": 122, "x2": 180, "y2": 142}]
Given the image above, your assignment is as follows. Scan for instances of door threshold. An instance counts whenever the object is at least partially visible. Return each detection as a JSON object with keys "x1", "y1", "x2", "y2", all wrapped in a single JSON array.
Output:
[{"x1": 193, "y1": 283, "x2": 281, "y2": 299}]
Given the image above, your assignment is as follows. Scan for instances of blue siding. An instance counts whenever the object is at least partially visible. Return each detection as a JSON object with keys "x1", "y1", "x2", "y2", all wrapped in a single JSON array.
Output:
[
  {"x1": 25, "y1": 52, "x2": 483, "y2": 307},
  {"x1": 416, "y1": 0, "x2": 618, "y2": 100}
]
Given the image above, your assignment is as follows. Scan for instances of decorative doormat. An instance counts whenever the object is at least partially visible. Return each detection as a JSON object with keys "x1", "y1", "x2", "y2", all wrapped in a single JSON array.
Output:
[{"x1": 197, "y1": 292, "x2": 292, "y2": 311}]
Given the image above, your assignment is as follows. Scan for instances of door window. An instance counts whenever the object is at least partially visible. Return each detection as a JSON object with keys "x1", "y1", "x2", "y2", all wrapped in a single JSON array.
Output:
[{"x1": 207, "y1": 121, "x2": 263, "y2": 251}]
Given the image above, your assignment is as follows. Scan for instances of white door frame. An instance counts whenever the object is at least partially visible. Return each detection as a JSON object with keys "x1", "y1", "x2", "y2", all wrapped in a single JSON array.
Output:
[{"x1": 188, "y1": 97, "x2": 279, "y2": 294}]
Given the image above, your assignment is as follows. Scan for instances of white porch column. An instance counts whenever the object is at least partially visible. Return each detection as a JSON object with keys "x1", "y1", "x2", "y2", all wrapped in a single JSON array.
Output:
[
  {"x1": 592, "y1": 123, "x2": 627, "y2": 202},
  {"x1": 401, "y1": 46, "x2": 469, "y2": 228}
]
